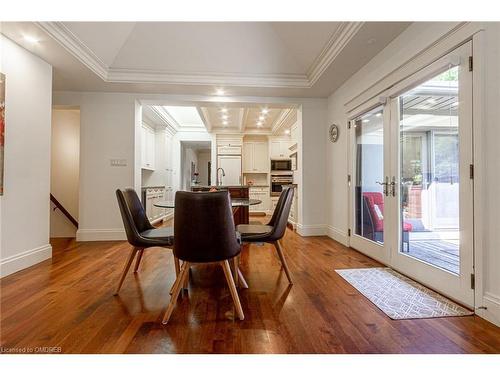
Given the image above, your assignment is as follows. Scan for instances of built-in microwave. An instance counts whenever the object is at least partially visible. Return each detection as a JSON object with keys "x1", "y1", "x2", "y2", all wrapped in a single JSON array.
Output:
[{"x1": 271, "y1": 159, "x2": 292, "y2": 172}]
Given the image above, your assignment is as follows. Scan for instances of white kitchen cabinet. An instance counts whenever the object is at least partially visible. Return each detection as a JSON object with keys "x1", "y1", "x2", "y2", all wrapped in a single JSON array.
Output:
[
  {"x1": 144, "y1": 187, "x2": 166, "y2": 223},
  {"x1": 269, "y1": 139, "x2": 292, "y2": 159},
  {"x1": 141, "y1": 125, "x2": 155, "y2": 170},
  {"x1": 249, "y1": 187, "x2": 270, "y2": 212},
  {"x1": 243, "y1": 141, "x2": 268, "y2": 173},
  {"x1": 217, "y1": 155, "x2": 242, "y2": 185},
  {"x1": 217, "y1": 145, "x2": 241, "y2": 155}
]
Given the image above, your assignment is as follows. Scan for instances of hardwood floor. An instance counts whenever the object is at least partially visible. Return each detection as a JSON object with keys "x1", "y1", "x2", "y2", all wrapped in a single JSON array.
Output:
[{"x1": 1, "y1": 225, "x2": 500, "y2": 354}]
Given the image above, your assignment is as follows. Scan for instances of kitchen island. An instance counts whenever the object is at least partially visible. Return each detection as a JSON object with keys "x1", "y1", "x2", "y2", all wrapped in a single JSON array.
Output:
[{"x1": 191, "y1": 185, "x2": 250, "y2": 226}]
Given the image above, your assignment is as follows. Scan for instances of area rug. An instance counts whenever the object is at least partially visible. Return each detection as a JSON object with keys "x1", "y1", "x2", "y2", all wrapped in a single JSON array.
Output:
[{"x1": 335, "y1": 267, "x2": 473, "y2": 320}]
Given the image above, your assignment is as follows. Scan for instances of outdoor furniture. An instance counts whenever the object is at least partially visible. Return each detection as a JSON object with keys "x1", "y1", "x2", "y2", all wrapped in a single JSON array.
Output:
[{"x1": 362, "y1": 192, "x2": 413, "y2": 251}]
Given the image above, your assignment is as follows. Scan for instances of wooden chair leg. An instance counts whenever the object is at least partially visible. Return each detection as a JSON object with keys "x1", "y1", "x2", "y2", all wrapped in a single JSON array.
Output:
[
  {"x1": 133, "y1": 249, "x2": 144, "y2": 273},
  {"x1": 237, "y1": 268, "x2": 249, "y2": 289},
  {"x1": 274, "y1": 240, "x2": 293, "y2": 285},
  {"x1": 183, "y1": 262, "x2": 190, "y2": 290},
  {"x1": 162, "y1": 262, "x2": 190, "y2": 324},
  {"x1": 232, "y1": 256, "x2": 239, "y2": 287},
  {"x1": 221, "y1": 260, "x2": 244, "y2": 320},
  {"x1": 114, "y1": 247, "x2": 139, "y2": 295},
  {"x1": 170, "y1": 256, "x2": 181, "y2": 295}
]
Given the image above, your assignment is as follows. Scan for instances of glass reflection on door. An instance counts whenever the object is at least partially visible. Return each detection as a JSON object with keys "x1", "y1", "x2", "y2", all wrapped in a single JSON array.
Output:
[
  {"x1": 398, "y1": 66, "x2": 460, "y2": 274},
  {"x1": 354, "y1": 106, "x2": 385, "y2": 244}
]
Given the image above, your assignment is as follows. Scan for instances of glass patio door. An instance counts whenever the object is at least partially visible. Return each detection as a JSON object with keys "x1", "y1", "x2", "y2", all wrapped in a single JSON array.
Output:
[
  {"x1": 387, "y1": 41, "x2": 474, "y2": 307},
  {"x1": 348, "y1": 105, "x2": 392, "y2": 265}
]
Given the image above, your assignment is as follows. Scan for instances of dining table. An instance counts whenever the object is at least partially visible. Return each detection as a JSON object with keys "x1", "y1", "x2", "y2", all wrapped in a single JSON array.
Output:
[{"x1": 153, "y1": 198, "x2": 262, "y2": 210}]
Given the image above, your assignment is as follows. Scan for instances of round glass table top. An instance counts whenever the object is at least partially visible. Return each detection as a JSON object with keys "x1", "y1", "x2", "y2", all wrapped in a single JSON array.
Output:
[{"x1": 154, "y1": 198, "x2": 262, "y2": 209}]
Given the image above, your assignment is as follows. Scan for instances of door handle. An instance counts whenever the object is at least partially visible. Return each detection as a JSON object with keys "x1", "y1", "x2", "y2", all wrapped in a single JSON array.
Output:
[
  {"x1": 376, "y1": 176, "x2": 389, "y2": 196},
  {"x1": 390, "y1": 176, "x2": 396, "y2": 197}
]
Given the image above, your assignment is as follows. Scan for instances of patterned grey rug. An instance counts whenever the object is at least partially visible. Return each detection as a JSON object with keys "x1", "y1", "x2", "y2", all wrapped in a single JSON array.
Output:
[{"x1": 335, "y1": 267, "x2": 473, "y2": 320}]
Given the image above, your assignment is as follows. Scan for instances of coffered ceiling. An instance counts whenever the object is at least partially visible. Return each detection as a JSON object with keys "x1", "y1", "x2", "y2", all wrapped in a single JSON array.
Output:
[{"x1": 0, "y1": 21, "x2": 410, "y2": 97}]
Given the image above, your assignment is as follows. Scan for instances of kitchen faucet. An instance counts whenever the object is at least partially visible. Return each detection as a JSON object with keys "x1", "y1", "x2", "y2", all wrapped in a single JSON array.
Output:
[{"x1": 216, "y1": 167, "x2": 225, "y2": 186}]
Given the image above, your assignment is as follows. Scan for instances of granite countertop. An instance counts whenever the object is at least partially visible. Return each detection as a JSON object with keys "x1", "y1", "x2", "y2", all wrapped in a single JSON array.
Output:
[
  {"x1": 141, "y1": 185, "x2": 165, "y2": 190},
  {"x1": 248, "y1": 185, "x2": 269, "y2": 188}
]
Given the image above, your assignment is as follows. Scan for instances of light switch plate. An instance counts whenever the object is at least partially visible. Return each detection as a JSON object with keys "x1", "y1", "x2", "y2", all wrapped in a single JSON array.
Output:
[{"x1": 110, "y1": 159, "x2": 127, "y2": 167}]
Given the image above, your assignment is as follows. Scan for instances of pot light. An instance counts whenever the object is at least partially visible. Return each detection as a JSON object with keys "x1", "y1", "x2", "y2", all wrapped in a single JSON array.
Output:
[
  {"x1": 258, "y1": 115, "x2": 265, "y2": 121},
  {"x1": 261, "y1": 108, "x2": 269, "y2": 114},
  {"x1": 362, "y1": 119, "x2": 370, "y2": 123},
  {"x1": 221, "y1": 114, "x2": 228, "y2": 120},
  {"x1": 284, "y1": 129, "x2": 290, "y2": 135},
  {"x1": 375, "y1": 113, "x2": 382, "y2": 117},
  {"x1": 221, "y1": 108, "x2": 228, "y2": 113},
  {"x1": 257, "y1": 122, "x2": 263, "y2": 127},
  {"x1": 222, "y1": 120, "x2": 228, "y2": 126},
  {"x1": 215, "y1": 88, "x2": 225, "y2": 96},
  {"x1": 23, "y1": 35, "x2": 39, "y2": 44}
]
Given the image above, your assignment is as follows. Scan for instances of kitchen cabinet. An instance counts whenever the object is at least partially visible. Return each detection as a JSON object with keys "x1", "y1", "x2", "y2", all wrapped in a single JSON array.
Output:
[
  {"x1": 243, "y1": 141, "x2": 268, "y2": 173},
  {"x1": 270, "y1": 140, "x2": 293, "y2": 159},
  {"x1": 217, "y1": 145, "x2": 241, "y2": 155},
  {"x1": 143, "y1": 187, "x2": 166, "y2": 223},
  {"x1": 141, "y1": 125, "x2": 155, "y2": 170},
  {"x1": 249, "y1": 187, "x2": 269, "y2": 212},
  {"x1": 217, "y1": 155, "x2": 242, "y2": 185}
]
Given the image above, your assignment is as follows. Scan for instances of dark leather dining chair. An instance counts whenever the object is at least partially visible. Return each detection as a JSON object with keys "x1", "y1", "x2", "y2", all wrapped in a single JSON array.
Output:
[
  {"x1": 236, "y1": 186, "x2": 294, "y2": 284},
  {"x1": 162, "y1": 190, "x2": 244, "y2": 324},
  {"x1": 114, "y1": 188, "x2": 178, "y2": 295}
]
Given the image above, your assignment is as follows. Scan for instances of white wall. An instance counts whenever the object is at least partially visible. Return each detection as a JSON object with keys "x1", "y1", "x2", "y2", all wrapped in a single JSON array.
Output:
[
  {"x1": 50, "y1": 109, "x2": 80, "y2": 237},
  {"x1": 0, "y1": 35, "x2": 53, "y2": 277},
  {"x1": 325, "y1": 22, "x2": 500, "y2": 326},
  {"x1": 52, "y1": 91, "x2": 136, "y2": 241}
]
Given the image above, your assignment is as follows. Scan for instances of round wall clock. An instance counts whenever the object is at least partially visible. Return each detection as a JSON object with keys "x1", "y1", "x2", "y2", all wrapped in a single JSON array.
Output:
[{"x1": 329, "y1": 124, "x2": 339, "y2": 143}]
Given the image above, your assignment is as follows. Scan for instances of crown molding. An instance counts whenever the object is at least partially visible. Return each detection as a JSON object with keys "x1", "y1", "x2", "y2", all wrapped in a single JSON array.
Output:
[
  {"x1": 307, "y1": 22, "x2": 364, "y2": 86},
  {"x1": 36, "y1": 22, "x2": 108, "y2": 79},
  {"x1": 272, "y1": 108, "x2": 296, "y2": 135},
  {"x1": 37, "y1": 21, "x2": 364, "y2": 89}
]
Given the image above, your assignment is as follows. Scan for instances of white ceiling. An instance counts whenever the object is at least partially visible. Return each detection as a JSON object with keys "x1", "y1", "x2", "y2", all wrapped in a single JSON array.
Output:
[{"x1": 0, "y1": 21, "x2": 411, "y2": 97}]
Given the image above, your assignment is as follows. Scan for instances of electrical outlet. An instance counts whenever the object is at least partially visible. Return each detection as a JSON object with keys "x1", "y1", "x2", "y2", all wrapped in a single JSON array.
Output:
[{"x1": 110, "y1": 159, "x2": 127, "y2": 167}]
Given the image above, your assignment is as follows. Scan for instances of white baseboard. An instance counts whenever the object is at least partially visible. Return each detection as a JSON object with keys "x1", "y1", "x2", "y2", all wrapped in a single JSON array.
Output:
[
  {"x1": 477, "y1": 292, "x2": 500, "y2": 327},
  {"x1": 76, "y1": 228, "x2": 126, "y2": 241},
  {"x1": 296, "y1": 224, "x2": 327, "y2": 236},
  {"x1": 327, "y1": 226, "x2": 349, "y2": 246},
  {"x1": 0, "y1": 244, "x2": 52, "y2": 278}
]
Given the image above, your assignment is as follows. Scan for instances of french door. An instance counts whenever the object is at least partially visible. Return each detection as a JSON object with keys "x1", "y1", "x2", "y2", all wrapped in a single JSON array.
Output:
[{"x1": 349, "y1": 41, "x2": 474, "y2": 307}]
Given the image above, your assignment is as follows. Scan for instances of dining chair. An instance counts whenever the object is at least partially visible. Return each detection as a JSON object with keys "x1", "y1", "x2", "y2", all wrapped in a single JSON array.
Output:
[
  {"x1": 114, "y1": 188, "x2": 179, "y2": 295},
  {"x1": 162, "y1": 190, "x2": 244, "y2": 324},
  {"x1": 236, "y1": 186, "x2": 294, "y2": 284}
]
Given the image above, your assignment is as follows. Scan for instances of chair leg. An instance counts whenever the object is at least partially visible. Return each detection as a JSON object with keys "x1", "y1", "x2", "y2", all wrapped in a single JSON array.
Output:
[
  {"x1": 221, "y1": 260, "x2": 245, "y2": 320},
  {"x1": 232, "y1": 256, "x2": 239, "y2": 287},
  {"x1": 169, "y1": 256, "x2": 181, "y2": 295},
  {"x1": 114, "y1": 247, "x2": 139, "y2": 295},
  {"x1": 162, "y1": 262, "x2": 190, "y2": 324},
  {"x1": 274, "y1": 240, "x2": 293, "y2": 285},
  {"x1": 237, "y1": 268, "x2": 249, "y2": 289},
  {"x1": 183, "y1": 262, "x2": 190, "y2": 290},
  {"x1": 133, "y1": 249, "x2": 144, "y2": 273}
]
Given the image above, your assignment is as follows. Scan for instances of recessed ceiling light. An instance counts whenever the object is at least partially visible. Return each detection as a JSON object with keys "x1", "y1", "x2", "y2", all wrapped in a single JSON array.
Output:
[
  {"x1": 284, "y1": 130, "x2": 290, "y2": 135},
  {"x1": 375, "y1": 113, "x2": 382, "y2": 117},
  {"x1": 221, "y1": 114, "x2": 228, "y2": 120},
  {"x1": 261, "y1": 108, "x2": 269, "y2": 114},
  {"x1": 215, "y1": 88, "x2": 225, "y2": 96},
  {"x1": 221, "y1": 108, "x2": 228, "y2": 113},
  {"x1": 222, "y1": 120, "x2": 228, "y2": 126},
  {"x1": 258, "y1": 115, "x2": 265, "y2": 121},
  {"x1": 362, "y1": 119, "x2": 370, "y2": 123},
  {"x1": 23, "y1": 35, "x2": 39, "y2": 44},
  {"x1": 257, "y1": 121, "x2": 263, "y2": 127}
]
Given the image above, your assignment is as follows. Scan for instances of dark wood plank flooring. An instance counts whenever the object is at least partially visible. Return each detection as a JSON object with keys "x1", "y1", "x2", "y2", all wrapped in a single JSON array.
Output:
[{"x1": 1, "y1": 223, "x2": 500, "y2": 354}]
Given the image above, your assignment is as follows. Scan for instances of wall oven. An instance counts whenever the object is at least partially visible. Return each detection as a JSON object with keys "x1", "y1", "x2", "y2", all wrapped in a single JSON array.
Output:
[
  {"x1": 271, "y1": 174, "x2": 293, "y2": 196},
  {"x1": 271, "y1": 159, "x2": 292, "y2": 172}
]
